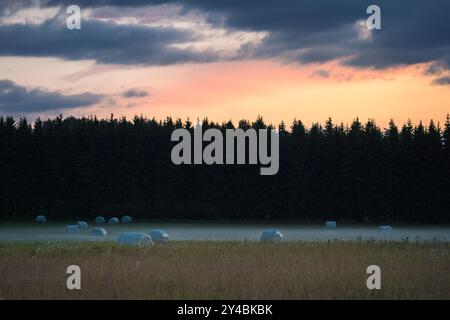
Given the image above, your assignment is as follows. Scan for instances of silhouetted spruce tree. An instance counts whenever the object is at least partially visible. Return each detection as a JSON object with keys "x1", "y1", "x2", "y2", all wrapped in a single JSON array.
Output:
[{"x1": 0, "y1": 114, "x2": 449, "y2": 222}]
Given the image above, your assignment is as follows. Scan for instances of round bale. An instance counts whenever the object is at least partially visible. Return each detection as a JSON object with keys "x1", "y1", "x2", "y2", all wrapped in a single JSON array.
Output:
[
  {"x1": 77, "y1": 221, "x2": 89, "y2": 229},
  {"x1": 117, "y1": 232, "x2": 153, "y2": 247},
  {"x1": 108, "y1": 217, "x2": 120, "y2": 224},
  {"x1": 149, "y1": 229, "x2": 170, "y2": 243},
  {"x1": 91, "y1": 227, "x2": 107, "y2": 237},
  {"x1": 260, "y1": 229, "x2": 283, "y2": 243},
  {"x1": 121, "y1": 216, "x2": 133, "y2": 224},
  {"x1": 95, "y1": 216, "x2": 106, "y2": 224},
  {"x1": 35, "y1": 215, "x2": 47, "y2": 223},
  {"x1": 325, "y1": 221, "x2": 337, "y2": 229},
  {"x1": 66, "y1": 225, "x2": 80, "y2": 234}
]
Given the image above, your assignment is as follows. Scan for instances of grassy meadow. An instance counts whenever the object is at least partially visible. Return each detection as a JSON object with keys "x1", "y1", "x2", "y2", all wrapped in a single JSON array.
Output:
[{"x1": 0, "y1": 241, "x2": 449, "y2": 300}]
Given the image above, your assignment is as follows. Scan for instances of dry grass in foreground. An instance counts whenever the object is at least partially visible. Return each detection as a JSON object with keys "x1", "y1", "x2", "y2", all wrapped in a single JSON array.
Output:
[{"x1": 0, "y1": 241, "x2": 449, "y2": 300}]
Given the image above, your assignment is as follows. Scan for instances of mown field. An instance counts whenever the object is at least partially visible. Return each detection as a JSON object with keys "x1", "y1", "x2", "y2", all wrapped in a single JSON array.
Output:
[{"x1": 0, "y1": 241, "x2": 449, "y2": 299}]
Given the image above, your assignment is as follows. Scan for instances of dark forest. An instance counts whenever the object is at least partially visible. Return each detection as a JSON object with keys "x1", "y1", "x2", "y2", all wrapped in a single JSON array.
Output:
[{"x1": 1, "y1": 114, "x2": 449, "y2": 223}]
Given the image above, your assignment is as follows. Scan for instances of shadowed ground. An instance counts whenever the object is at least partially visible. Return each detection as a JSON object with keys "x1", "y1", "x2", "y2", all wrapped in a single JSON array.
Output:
[{"x1": 0, "y1": 241, "x2": 449, "y2": 299}]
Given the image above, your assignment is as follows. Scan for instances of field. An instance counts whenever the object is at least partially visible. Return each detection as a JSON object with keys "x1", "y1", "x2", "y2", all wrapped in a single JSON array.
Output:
[{"x1": 0, "y1": 241, "x2": 449, "y2": 300}]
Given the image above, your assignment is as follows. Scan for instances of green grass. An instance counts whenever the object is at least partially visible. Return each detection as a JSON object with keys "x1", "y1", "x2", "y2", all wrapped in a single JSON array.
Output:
[{"x1": 0, "y1": 241, "x2": 449, "y2": 299}]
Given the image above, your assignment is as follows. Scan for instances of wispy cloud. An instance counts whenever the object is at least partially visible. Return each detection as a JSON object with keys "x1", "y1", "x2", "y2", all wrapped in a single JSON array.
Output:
[
  {"x1": 122, "y1": 88, "x2": 150, "y2": 98},
  {"x1": 310, "y1": 69, "x2": 330, "y2": 78}
]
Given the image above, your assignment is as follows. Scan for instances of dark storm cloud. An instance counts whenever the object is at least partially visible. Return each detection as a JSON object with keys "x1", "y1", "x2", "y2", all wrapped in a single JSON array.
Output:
[
  {"x1": 1, "y1": 0, "x2": 450, "y2": 73},
  {"x1": 179, "y1": 0, "x2": 450, "y2": 70},
  {"x1": 341, "y1": 2, "x2": 450, "y2": 69},
  {"x1": 0, "y1": 14, "x2": 216, "y2": 65},
  {"x1": 122, "y1": 89, "x2": 149, "y2": 98},
  {"x1": 0, "y1": 79, "x2": 103, "y2": 113},
  {"x1": 40, "y1": 0, "x2": 169, "y2": 8}
]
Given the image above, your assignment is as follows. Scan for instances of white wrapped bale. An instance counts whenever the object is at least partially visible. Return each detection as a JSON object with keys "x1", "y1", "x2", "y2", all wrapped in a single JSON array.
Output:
[
  {"x1": 77, "y1": 221, "x2": 88, "y2": 229},
  {"x1": 378, "y1": 225, "x2": 393, "y2": 231},
  {"x1": 108, "y1": 217, "x2": 119, "y2": 224},
  {"x1": 117, "y1": 232, "x2": 153, "y2": 247},
  {"x1": 325, "y1": 221, "x2": 337, "y2": 229},
  {"x1": 66, "y1": 225, "x2": 80, "y2": 234},
  {"x1": 91, "y1": 227, "x2": 107, "y2": 237},
  {"x1": 260, "y1": 229, "x2": 283, "y2": 243},
  {"x1": 35, "y1": 215, "x2": 47, "y2": 223},
  {"x1": 121, "y1": 216, "x2": 132, "y2": 224},
  {"x1": 95, "y1": 216, "x2": 106, "y2": 224},
  {"x1": 149, "y1": 229, "x2": 170, "y2": 243}
]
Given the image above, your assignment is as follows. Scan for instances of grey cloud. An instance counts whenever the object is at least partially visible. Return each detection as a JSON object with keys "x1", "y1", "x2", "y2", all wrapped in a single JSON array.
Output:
[
  {"x1": 0, "y1": 0, "x2": 29, "y2": 16},
  {"x1": 432, "y1": 76, "x2": 450, "y2": 86},
  {"x1": 179, "y1": 1, "x2": 450, "y2": 72},
  {"x1": 425, "y1": 62, "x2": 447, "y2": 76},
  {"x1": 311, "y1": 69, "x2": 330, "y2": 78},
  {"x1": 0, "y1": 79, "x2": 103, "y2": 113},
  {"x1": 0, "y1": 13, "x2": 218, "y2": 65},
  {"x1": 122, "y1": 89, "x2": 149, "y2": 98},
  {"x1": 196, "y1": 0, "x2": 450, "y2": 71},
  {"x1": 2, "y1": 0, "x2": 450, "y2": 74}
]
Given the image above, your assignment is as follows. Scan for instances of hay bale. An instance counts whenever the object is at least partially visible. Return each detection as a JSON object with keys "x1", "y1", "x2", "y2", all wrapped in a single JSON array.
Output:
[
  {"x1": 77, "y1": 221, "x2": 88, "y2": 229},
  {"x1": 149, "y1": 229, "x2": 170, "y2": 243},
  {"x1": 260, "y1": 229, "x2": 283, "y2": 243},
  {"x1": 91, "y1": 227, "x2": 107, "y2": 237},
  {"x1": 117, "y1": 232, "x2": 153, "y2": 246},
  {"x1": 66, "y1": 225, "x2": 80, "y2": 234},
  {"x1": 108, "y1": 217, "x2": 119, "y2": 224},
  {"x1": 35, "y1": 215, "x2": 47, "y2": 223},
  {"x1": 378, "y1": 225, "x2": 393, "y2": 231},
  {"x1": 95, "y1": 216, "x2": 106, "y2": 224},
  {"x1": 325, "y1": 221, "x2": 337, "y2": 229},
  {"x1": 121, "y1": 215, "x2": 132, "y2": 224}
]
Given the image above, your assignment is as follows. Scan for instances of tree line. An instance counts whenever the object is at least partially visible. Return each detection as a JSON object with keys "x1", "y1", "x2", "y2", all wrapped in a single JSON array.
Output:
[{"x1": 0, "y1": 114, "x2": 449, "y2": 223}]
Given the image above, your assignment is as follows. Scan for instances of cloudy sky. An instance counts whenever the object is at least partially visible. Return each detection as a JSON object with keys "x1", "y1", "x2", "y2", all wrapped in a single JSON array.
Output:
[{"x1": 1, "y1": 0, "x2": 449, "y2": 126}]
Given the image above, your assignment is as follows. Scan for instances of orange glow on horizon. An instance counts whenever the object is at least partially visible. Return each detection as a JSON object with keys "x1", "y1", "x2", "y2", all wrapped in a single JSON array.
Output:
[
  {"x1": 100, "y1": 60, "x2": 449, "y2": 128},
  {"x1": 9, "y1": 58, "x2": 446, "y2": 128}
]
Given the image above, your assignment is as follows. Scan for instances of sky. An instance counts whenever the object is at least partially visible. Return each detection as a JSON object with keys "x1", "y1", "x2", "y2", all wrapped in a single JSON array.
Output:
[{"x1": 0, "y1": 0, "x2": 449, "y2": 127}]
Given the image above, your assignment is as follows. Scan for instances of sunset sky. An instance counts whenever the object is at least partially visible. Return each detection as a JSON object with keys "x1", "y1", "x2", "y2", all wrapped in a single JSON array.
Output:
[{"x1": 1, "y1": 0, "x2": 449, "y2": 127}]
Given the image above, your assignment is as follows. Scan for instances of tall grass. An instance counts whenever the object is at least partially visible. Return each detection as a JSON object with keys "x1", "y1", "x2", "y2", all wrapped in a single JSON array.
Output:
[{"x1": 0, "y1": 241, "x2": 449, "y2": 299}]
